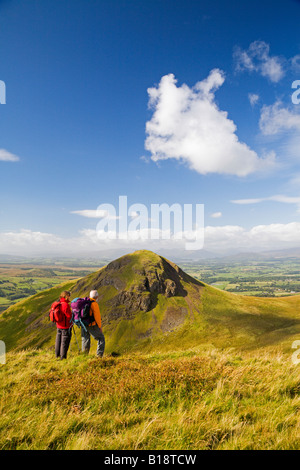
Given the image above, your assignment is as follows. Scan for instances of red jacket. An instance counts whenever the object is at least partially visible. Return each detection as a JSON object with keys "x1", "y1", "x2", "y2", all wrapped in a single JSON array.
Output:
[{"x1": 56, "y1": 298, "x2": 73, "y2": 329}]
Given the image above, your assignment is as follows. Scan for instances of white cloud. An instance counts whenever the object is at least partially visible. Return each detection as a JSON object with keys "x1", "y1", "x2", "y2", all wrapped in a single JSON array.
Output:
[
  {"x1": 0, "y1": 229, "x2": 64, "y2": 252},
  {"x1": 234, "y1": 41, "x2": 285, "y2": 82},
  {"x1": 145, "y1": 70, "x2": 275, "y2": 177},
  {"x1": 0, "y1": 149, "x2": 20, "y2": 162},
  {"x1": 291, "y1": 54, "x2": 300, "y2": 71},
  {"x1": 76, "y1": 221, "x2": 300, "y2": 253},
  {"x1": 0, "y1": 228, "x2": 202, "y2": 255},
  {"x1": 79, "y1": 221, "x2": 300, "y2": 253},
  {"x1": 259, "y1": 101, "x2": 300, "y2": 160},
  {"x1": 231, "y1": 194, "x2": 300, "y2": 213},
  {"x1": 71, "y1": 209, "x2": 107, "y2": 218},
  {"x1": 259, "y1": 101, "x2": 300, "y2": 135},
  {"x1": 204, "y1": 222, "x2": 300, "y2": 252},
  {"x1": 248, "y1": 93, "x2": 259, "y2": 107},
  {"x1": 231, "y1": 198, "x2": 265, "y2": 205},
  {"x1": 210, "y1": 212, "x2": 222, "y2": 218},
  {"x1": 2, "y1": 221, "x2": 300, "y2": 256},
  {"x1": 71, "y1": 209, "x2": 120, "y2": 220}
]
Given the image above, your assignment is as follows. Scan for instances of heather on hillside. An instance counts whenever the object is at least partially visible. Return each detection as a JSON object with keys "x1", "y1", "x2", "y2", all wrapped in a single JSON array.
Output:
[{"x1": 1, "y1": 348, "x2": 300, "y2": 450}]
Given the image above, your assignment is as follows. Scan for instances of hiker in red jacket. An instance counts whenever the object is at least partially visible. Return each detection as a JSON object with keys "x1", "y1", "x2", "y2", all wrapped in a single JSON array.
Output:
[{"x1": 55, "y1": 290, "x2": 73, "y2": 360}]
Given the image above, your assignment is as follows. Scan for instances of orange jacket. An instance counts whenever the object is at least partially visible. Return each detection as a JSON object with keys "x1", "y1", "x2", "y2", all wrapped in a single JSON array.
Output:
[{"x1": 90, "y1": 297, "x2": 101, "y2": 328}]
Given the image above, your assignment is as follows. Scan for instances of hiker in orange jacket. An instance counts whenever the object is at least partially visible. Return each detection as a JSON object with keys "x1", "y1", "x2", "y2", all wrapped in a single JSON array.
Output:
[
  {"x1": 81, "y1": 290, "x2": 105, "y2": 357},
  {"x1": 55, "y1": 290, "x2": 73, "y2": 359}
]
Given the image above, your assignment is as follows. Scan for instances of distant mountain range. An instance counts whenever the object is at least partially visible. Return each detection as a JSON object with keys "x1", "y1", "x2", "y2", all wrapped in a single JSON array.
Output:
[{"x1": 2, "y1": 246, "x2": 300, "y2": 265}]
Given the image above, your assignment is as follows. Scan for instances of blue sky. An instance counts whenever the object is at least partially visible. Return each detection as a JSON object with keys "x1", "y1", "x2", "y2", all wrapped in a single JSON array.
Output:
[{"x1": 1, "y1": 0, "x2": 300, "y2": 256}]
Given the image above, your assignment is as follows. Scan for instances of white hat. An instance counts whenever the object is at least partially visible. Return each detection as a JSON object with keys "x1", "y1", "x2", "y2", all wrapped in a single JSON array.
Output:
[{"x1": 90, "y1": 290, "x2": 99, "y2": 299}]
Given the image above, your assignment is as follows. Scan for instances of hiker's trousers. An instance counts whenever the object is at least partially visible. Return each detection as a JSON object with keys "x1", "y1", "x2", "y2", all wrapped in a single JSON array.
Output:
[
  {"x1": 55, "y1": 328, "x2": 72, "y2": 359},
  {"x1": 81, "y1": 324, "x2": 105, "y2": 357}
]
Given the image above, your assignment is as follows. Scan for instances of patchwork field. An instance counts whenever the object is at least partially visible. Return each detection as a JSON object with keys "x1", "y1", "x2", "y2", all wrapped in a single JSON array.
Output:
[
  {"x1": 0, "y1": 264, "x2": 98, "y2": 313},
  {"x1": 182, "y1": 257, "x2": 300, "y2": 297}
]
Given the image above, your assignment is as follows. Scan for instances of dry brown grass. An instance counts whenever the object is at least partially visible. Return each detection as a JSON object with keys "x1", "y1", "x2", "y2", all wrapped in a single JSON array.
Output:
[{"x1": 1, "y1": 347, "x2": 300, "y2": 449}]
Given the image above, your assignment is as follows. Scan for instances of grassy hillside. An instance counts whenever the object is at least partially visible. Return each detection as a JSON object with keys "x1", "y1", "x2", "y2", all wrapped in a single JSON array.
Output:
[
  {"x1": 1, "y1": 347, "x2": 300, "y2": 450},
  {"x1": 1, "y1": 250, "x2": 300, "y2": 450},
  {"x1": 1, "y1": 250, "x2": 300, "y2": 354}
]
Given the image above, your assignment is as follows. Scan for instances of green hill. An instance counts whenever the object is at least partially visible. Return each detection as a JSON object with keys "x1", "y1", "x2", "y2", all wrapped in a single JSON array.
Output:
[
  {"x1": 1, "y1": 250, "x2": 300, "y2": 450},
  {"x1": 1, "y1": 249, "x2": 300, "y2": 354}
]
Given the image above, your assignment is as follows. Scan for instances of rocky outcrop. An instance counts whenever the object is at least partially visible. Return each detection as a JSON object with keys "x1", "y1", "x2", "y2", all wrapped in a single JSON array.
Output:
[
  {"x1": 105, "y1": 261, "x2": 184, "y2": 318},
  {"x1": 71, "y1": 250, "x2": 201, "y2": 324}
]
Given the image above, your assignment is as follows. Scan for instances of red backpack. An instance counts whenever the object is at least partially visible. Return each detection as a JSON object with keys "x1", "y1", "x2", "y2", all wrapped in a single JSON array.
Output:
[{"x1": 49, "y1": 301, "x2": 64, "y2": 323}]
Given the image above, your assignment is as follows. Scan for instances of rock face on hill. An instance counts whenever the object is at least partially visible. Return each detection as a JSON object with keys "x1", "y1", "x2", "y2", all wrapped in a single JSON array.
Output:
[{"x1": 72, "y1": 250, "x2": 201, "y2": 324}]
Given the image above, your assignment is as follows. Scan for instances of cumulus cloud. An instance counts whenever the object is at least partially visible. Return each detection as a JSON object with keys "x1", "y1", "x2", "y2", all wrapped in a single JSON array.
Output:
[
  {"x1": 2, "y1": 221, "x2": 300, "y2": 256},
  {"x1": 259, "y1": 101, "x2": 300, "y2": 159},
  {"x1": 0, "y1": 229, "x2": 64, "y2": 253},
  {"x1": 234, "y1": 41, "x2": 285, "y2": 82},
  {"x1": 0, "y1": 149, "x2": 20, "y2": 162},
  {"x1": 259, "y1": 101, "x2": 300, "y2": 135},
  {"x1": 0, "y1": 228, "x2": 202, "y2": 255},
  {"x1": 68, "y1": 222, "x2": 300, "y2": 253},
  {"x1": 204, "y1": 222, "x2": 300, "y2": 252},
  {"x1": 144, "y1": 70, "x2": 275, "y2": 177}
]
